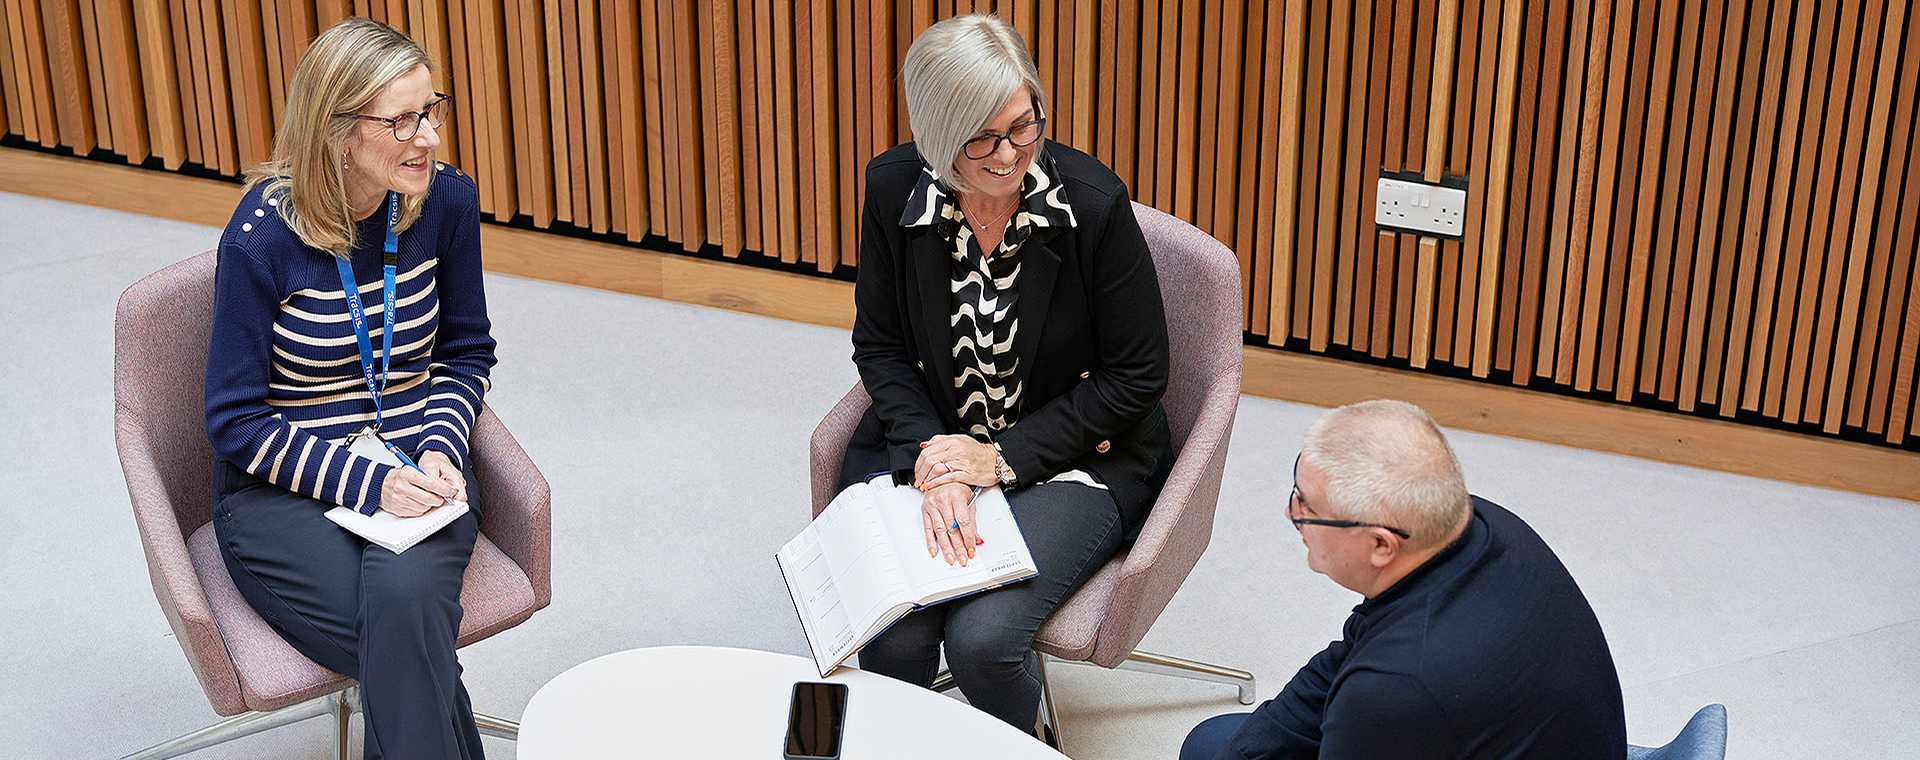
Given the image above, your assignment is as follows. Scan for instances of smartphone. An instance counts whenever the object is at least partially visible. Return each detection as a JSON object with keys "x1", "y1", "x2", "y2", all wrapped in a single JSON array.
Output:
[{"x1": 783, "y1": 681, "x2": 850, "y2": 760}]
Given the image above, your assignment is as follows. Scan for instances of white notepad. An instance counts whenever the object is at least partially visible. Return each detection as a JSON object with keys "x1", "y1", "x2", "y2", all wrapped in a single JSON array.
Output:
[
  {"x1": 323, "y1": 433, "x2": 467, "y2": 554},
  {"x1": 777, "y1": 476, "x2": 1039, "y2": 676}
]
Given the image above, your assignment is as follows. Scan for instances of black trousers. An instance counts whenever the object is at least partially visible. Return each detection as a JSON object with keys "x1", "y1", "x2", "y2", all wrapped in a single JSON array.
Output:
[
  {"x1": 855, "y1": 481, "x2": 1126, "y2": 730},
  {"x1": 212, "y1": 460, "x2": 485, "y2": 760}
]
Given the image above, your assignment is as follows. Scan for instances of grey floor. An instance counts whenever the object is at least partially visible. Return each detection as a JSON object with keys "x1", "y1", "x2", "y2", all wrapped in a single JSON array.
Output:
[{"x1": 3, "y1": 190, "x2": 1916, "y2": 760}]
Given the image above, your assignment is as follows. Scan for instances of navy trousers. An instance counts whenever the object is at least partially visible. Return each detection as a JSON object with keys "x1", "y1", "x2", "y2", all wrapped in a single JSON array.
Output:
[
  {"x1": 1180, "y1": 713, "x2": 1252, "y2": 760},
  {"x1": 212, "y1": 460, "x2": 485, "y2": 760},
  {"x1": 855, "y1": 481, "x2": 1126, "y2": 730}
]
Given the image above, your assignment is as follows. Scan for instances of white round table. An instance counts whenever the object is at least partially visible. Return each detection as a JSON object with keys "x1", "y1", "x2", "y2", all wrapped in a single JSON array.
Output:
[{"x1": 518, "y1": 646, "x2": 1071, "y2": 759}]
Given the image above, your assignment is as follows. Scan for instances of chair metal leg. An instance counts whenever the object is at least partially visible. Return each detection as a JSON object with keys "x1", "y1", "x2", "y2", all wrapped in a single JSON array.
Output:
[
  {"x1": 1035, "y1": 654, "x2": 1062, "y2": 749},
  {"x1": 335, "y1": 688, "x2": 355, "y2": 760},
  {"x1": 473, "y1": 711, "x2": 521, "y2": 740},
  {"x1": 1099, "y1": 649, "x2": 1258, "y2": 705},
  {"x1": 119, "y1": 693, "x2": 339, "y2": 760}
]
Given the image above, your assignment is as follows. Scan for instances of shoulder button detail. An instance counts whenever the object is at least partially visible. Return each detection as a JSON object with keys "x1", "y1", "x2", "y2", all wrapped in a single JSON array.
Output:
[{"x1": 242, "y1": 223, "x2": 253, "y2": 232}]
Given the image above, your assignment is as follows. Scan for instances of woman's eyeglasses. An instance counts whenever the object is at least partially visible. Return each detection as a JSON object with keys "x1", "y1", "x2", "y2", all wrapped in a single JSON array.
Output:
[
  {"x1": 339, "y1": 93, "x2": 450, "y2": 142},
  {"x1": 962, "y1": 112, "x2": 1046, "y2": 160}
]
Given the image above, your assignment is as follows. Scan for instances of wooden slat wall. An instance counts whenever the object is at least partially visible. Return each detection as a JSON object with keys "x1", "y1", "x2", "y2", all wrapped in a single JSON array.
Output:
[{"x1": 4, "y1": 0, "x2": 1919, "y2": 452}]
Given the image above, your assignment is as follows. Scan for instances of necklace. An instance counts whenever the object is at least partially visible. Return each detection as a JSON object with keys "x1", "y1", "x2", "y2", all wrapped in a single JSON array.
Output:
[{"x1": 960, "y1": 193, "x2": 1020, "y2": 237}]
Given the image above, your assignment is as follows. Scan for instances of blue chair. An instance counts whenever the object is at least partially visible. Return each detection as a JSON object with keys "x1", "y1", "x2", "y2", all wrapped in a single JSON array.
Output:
[{"x1": 1628, "y1": 704, "x2": 1728, "y2": 760}]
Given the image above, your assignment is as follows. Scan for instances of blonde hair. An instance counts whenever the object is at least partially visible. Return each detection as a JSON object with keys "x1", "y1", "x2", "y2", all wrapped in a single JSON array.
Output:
[
  {"x1": 900, "y1": 14, "x2": 1048, "y2": 194},
  {"x1": 243, "y1": 18, "x2": 431, "y2": 257},
  {"x1": 1300, "y1": 400, "x2": 1472, "y2": 548}
]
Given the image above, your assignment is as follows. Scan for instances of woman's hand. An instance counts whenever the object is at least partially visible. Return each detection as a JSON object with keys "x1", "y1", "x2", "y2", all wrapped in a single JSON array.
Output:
[
  {"x1": 921, "y1": 482, "x2": 983, "y2": 566},
  {"x1": 416, "y1": 450, "x2": 468, "y2": 502},
  {"x1": 380, "y1": 466, "x2": 456, "y2": 517},
  {"x1": 914, "y1": 434, "x2": 1000, "y2": 491}
]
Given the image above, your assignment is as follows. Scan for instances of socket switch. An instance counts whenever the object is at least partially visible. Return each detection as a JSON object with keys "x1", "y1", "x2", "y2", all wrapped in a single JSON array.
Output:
[{"x1": 1375, "y1": 177, "x2": 1467, "y2": 237}]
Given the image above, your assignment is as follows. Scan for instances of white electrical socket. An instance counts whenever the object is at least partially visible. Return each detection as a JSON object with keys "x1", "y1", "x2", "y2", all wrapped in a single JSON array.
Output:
[{"x1": 1375, "y1": 177, "x2": 1468, "y2": 237}]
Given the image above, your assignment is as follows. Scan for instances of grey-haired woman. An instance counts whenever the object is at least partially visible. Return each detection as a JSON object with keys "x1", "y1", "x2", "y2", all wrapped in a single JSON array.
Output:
[{"x1": 838, "y1": 14, "x2": 1172, "y2": 733}]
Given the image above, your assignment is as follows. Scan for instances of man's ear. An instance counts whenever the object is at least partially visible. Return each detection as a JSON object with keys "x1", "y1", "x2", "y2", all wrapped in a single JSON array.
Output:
[{"x1": 1368, "y1": 529, "x2": 1399, "y2": 569}]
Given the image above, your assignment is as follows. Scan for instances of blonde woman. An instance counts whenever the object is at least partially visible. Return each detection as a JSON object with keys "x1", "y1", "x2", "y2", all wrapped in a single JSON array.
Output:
[
  {"x1": 840, "y1": 15, "x2": 1172, "y2": 732},
  {"x1": 203, "y1": 18, "x2": 494, "y2": 759}
]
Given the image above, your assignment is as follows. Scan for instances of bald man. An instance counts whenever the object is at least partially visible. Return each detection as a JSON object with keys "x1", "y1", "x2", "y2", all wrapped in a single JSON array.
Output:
[{"x1": 1181, "y1": 400, "x2": 1625, "y2": 760}]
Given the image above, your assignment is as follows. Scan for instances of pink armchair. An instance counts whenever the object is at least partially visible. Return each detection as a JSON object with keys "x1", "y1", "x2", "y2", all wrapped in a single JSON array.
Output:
[
  {"x1": 114, "y1": 251, "x2": 551, "y2": 759},
  {"x1": 809, "y1": 202, "x2": 1253, "y2": 743}
]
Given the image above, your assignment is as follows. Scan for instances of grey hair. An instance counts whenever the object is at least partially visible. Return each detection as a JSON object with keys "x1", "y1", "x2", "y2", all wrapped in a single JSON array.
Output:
[
  {"x1": 1299, "y1": 400, "x2": 1471, "y2": 548},
  {"x1": 900, "y1": 14, "x2": 1048, "y2": 194}
]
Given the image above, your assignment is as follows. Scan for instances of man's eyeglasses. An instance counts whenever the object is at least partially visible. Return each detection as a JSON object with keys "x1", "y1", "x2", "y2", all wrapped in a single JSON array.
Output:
[
  {"x1": 1288, "y1": 455, "x2": 1412, "y2": 540},
  {"x1": 962, "y1": 110, "x2": 1046, "y2": 160},
  {"x1": 339, "y1": 93, "x2": 450, "y2": 142}
]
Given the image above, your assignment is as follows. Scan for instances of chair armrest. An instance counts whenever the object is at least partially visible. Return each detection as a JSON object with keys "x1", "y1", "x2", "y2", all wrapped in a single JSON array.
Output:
[
  {"x1": 1094, "y1": 376, "x2": 1241, "y2": 664},
  {"x1": 810, "y1": 383, "x2": 871, "y2": 516},
  {"x1": 471, "y1": 407, "x2": 553, "y2": 609},
  {"x1": 117, "y1": 414, "x2": 248, "y2": 715}
]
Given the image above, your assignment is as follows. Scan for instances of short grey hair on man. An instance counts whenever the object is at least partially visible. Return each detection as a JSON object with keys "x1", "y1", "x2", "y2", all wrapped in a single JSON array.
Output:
[
  {"x1": 900, "y1": 14, "x2": 1049, "y2": 194},
  {"x1": 1299, "y1": 400, "x2": 1471, "y2": 548}
]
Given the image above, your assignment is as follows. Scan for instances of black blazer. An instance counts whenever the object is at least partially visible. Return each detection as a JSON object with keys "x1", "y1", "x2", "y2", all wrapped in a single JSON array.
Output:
[{"x1": 841, "y1": 141, "x2": 1173, "y2": 536}]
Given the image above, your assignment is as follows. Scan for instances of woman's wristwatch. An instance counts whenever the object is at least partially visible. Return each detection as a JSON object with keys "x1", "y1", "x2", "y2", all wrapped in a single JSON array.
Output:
[{"x1": 992, "y1": 443, "x2": 1018, "y2": 486}]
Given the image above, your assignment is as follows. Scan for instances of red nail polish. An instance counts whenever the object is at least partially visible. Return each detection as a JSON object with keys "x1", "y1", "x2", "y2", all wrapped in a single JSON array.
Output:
[{"x1": 976, "y1": 538, "x2": 984, "y2": 545}]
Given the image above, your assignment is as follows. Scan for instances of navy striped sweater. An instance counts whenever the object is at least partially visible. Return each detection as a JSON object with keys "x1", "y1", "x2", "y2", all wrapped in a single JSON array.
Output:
[{"x1": 204, "y1": 163, "x2": 496, "y2": 515}]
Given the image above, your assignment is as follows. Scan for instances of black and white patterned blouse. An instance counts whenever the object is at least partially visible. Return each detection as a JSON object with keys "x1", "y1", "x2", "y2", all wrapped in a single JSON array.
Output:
[{"x1": 900, "y1": 151, "x2": 1079, "y2": 441}]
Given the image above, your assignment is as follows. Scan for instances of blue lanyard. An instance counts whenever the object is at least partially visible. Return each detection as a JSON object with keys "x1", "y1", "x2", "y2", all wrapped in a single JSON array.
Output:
[{"x1": 335, "y1": 192, "x2": 420, "y2": 471}]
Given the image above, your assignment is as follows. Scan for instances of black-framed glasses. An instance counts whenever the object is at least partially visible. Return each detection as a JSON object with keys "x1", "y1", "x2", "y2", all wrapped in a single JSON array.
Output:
[
  {"x1": 339, "y1": 93, "x2": 450, "y2": 141},
  {"x1": 1288, "y1": 456, "x2": 1413, "y2": 540},
  {"x1": 962, "y1": 111, "x2": 1047, "y2": 160}
]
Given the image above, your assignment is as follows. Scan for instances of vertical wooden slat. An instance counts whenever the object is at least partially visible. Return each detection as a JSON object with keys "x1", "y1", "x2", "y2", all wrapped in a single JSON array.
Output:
[
  {"x1": 794, "y1": 0, "x2": 815, "y2": 264},
  {"x1": 73, "y1": 0, "x2": 111, "y2": 150},
  {"x1": 1488, "y1": 0, "x2": 1529, "y2": 371},
  {"x1": 772, "y1": 0, "x2": 799, "y2": 263},
  {"x1": 1114, "y1": 0, "x2": 1138, "y2": 190},
  {"x1": 836, "y1": 0, "x2": 856, "y2": 270},
  {"x1": 1291, "y1": 1, "x2": 1324, "y2": 340},
  {"x1": 1613, "y1": 0, "x2": 1681, "y2": 399},
  {"x1": 1676, "y1": 0, "x2": 1749, "y2": 410},
  {"x1": 808, "y1": 0, "x2": 835, "y2": 272},
  {"x1": 1351, "y1": 0, "x2": 1393, "y2": 355},
  {"x1": 1447, "y1": 0, "x2": 1487, "y2": 368},
  {"x1": 1779, "y1": 0, "x2": 1864, "y2": 423},
  {"x1": 1553, "y1": 0, "x2": 1612, "y2": 386},
  {"x1": 550, "y1": 0, "x2": 579, "y2": 225},
  {"x1": 1334, "y1": 0, "x2": 1374, "y2": 348},
  {"x1": 1250, "y1": 0, "x2": 1285, "y2": 339},
  {"x1": 1133, "y1": 0, "x2": 1158, "y2": 209},
  {"x1": 1471, "y1": 0, "x2": 1521, "y2": 377},
  {"x1": 1697, "y1": 0, "x2": 1769, "y2": 408},
  {"x1": 1509, "y1": 0, "x2": 1567, "y2": 385},
  {"x1": 1826, "y1": 0, "x2": 1908, "y2": 433},
  {"x1": 1409, "y1": 0, "x2": 1458, "y2": 369},
  {"x1": 0, "y1": 4, "x2": 20, "y2": 140},
  {"x1": 97, "y1": 0, "x2": 149, "y2": 163},
  {"x1": 1393, "y1": 0, "x2": 1435, "y2": 360},
  {"x1": 1740, "y1": 0, "x2": 1817, "y2": 411},
  {"x1": 639, "y1": 0, "x2": 668, "y2": 231},
  {"x1": 739, "y1": 0, "x2": 764, "y2": 250},
  {"x1": 1267, "y1": 0, "x2": 1305, "y2": 343},
  {"x1": 1537, "y1": 0, "x2": 1594, "y2": 379},
  {"x1": 1210, "y1": 1, "x2": 1244, "y2": 243},
  {"x1": 1760, "y1": 0, "x2": 1837, "y2": 416},
  {"x1": 1860, "y1": 2, "x2": 1920, "y2": 433},
  {"x1": 576, "y1": 0, "x2": 609, "y2": 234},
  {"x1": 130, "y1": 0, "x2": 183, "y2": 168},
  {"x1": 1169, "y1": 0, "x2": 1197, "y2": 219},
  {"x1": 1230, "y1": 0, "x2": 1265, "y2": 290},
  {"x1": 1657, "y1": 0, "x2": 1725, "y2": 402},
  {"x1": 1592, "y1": 0, "x2": 1653, "y2": 395},
  {"x1": 43, "y1": 1, "x2": 99, "y2": 153},
  {"x1": 1309, "y1": 2, "x2": 1349, "y2": 353},
  {"x1": 1798, "y1": 0, "x2": 1882, "y2": 424}
]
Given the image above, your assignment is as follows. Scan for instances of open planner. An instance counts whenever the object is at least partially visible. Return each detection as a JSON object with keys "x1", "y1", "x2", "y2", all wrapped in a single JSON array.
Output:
[{"x1": 778, "y1": 475, "x2": 1039, "y2": 676}]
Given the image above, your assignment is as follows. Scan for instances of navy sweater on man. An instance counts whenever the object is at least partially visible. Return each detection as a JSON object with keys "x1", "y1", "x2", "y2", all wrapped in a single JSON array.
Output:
[
  {"x1": 203, "y1": 163, "x2": 495, "y2": 516},
  {"x1": 1220, "y1": 498, "x2": 1626, "y2": 759}
]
